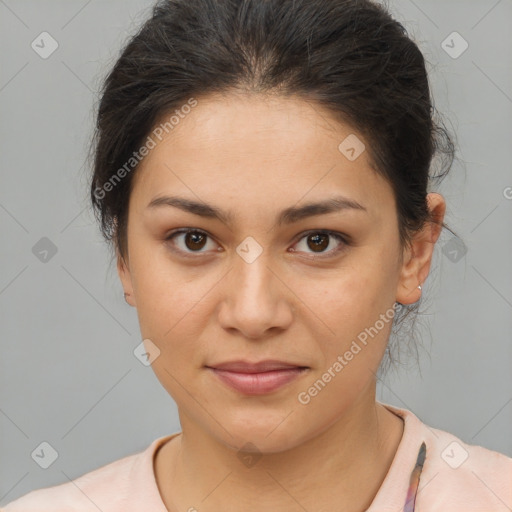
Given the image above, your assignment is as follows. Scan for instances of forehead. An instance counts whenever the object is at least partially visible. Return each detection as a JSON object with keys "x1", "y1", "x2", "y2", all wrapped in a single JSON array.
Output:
[{"x1": 130, "y1": 92, "x2": 394, "y2": 223}]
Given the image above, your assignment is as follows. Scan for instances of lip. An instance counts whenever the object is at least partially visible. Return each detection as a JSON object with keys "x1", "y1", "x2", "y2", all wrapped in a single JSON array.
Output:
[
  {"x1": 206, "y1": 360, "x2": 309, "y2": 395},
  {"x1": 208, "y1": 359, "x2": 307, "y2": 373}
]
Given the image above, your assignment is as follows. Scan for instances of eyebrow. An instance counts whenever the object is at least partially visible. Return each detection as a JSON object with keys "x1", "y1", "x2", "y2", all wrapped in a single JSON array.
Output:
[{"x1": 146, "y1": 195, "x2": 367, "y2": 226}]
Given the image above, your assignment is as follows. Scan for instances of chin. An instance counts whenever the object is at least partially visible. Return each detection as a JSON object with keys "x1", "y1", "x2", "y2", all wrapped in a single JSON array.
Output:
[{"x1": 209, "y1": 408, "x2": 308, "y2": 454}]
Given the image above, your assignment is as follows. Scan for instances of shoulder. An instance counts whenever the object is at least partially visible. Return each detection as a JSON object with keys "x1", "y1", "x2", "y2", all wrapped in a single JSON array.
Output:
[
  {"x1": 0, "y1": 435, "x2": 173, "y2": 512},
  {"x1": 421, "y1": 424, "x2": 512, "y2": 510},
  {"x1": 1, "y1": 452, "x2": 138, "y2": 512},
  {"x1": 388, "y1": 404, "x2": 512, "y2": 511}
]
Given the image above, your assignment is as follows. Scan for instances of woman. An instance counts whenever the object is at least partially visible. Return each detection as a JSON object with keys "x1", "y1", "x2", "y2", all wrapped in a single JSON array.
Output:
[{"x1": 3, "y1": 0, "x2": 511, "y2": 510}]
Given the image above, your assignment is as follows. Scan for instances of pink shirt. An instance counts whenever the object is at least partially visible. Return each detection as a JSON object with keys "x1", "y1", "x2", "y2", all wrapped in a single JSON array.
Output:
[{"x1": 2, "y1": 403, "x2": 511, "y2": 511}]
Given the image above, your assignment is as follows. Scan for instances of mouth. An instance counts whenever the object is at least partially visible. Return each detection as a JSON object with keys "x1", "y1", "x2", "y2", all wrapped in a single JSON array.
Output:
[{"x1": 205, "y1": 360, "x2": 310, "y2": 395}]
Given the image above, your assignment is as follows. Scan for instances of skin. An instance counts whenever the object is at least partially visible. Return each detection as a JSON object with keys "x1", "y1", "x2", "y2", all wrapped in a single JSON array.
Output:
[{"x1": 117, "y1": 91, "x2": 446, "y2": 512}]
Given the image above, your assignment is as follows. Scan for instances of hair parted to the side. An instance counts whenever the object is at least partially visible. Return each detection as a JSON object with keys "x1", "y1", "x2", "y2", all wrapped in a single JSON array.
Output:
[{"x1": 89, "y1": 0, "x2": 459, "y2": 374}]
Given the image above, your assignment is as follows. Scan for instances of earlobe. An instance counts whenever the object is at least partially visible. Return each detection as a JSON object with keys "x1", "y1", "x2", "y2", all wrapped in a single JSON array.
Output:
[
  {"x1": 395, "y1": 193, "x2": 446, "y2": 305},
  {"x1": 117, "y1": 251, "x2": 136, "y2": 307},
  {"x1": 395, "y1": 244, "x2": 424, "y2": 305}
]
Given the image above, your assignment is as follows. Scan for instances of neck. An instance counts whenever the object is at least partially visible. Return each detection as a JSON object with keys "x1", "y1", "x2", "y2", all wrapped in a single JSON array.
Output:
[{"x1": 155, "y1": 393, "x2": 404, "y2": 512}]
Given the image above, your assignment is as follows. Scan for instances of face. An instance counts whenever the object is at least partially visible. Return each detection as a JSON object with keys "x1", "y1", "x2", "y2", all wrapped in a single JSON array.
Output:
[{"x1": 118, "y1": 92, "x2": 442, "y2": 453}]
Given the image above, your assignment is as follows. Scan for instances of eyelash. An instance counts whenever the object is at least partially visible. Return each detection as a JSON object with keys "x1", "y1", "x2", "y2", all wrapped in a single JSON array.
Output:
[{"x1": 164, "y1": 228, "x2": 349, "y2": 259}]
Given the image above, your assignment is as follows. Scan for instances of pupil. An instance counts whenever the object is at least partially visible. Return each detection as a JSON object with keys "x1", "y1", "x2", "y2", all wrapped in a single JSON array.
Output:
[
  {"x1": 308, "y1": 233, "x2": 328, "y2": 252},
  {"x1": 186, "y1": 232, "x2": 207, "y2": 251}
]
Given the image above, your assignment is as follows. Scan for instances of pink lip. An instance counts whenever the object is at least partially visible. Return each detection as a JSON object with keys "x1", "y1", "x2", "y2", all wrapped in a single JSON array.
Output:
[{"x1": 206, "y1": 360, "x2": 308, "y2": 395}]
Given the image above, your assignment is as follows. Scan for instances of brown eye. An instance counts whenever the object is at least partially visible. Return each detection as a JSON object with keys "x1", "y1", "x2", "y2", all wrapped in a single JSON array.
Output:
[
  {"x1": 183, "y1": 231, "x2": 207, "y2": 251},
  {"x1": 165, "y1": 229, "x2": 218, "y2": 256},
  {"x1": 291, "y1": 230, "x2": 348, "y2": 258},
  {"x1": 306, "y1": 233, "x2": 329, "y2": 252}
]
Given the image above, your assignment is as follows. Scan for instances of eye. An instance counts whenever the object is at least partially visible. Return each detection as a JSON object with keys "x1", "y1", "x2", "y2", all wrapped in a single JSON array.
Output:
[
  {"x1": 290, "y1": 230, "x2": 348, "y2": 258},
  {"x1": 164, "y1": 228, "x2": 349, "y2": 259},
  {"x1": 165, "y1": 228, "x2": 220, "y2": 256}
]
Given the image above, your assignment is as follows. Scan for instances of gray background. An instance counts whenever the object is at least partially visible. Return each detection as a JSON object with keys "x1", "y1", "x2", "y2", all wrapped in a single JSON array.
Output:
[{"x1": 1, "y1": 0, "x2": 511, "y2": 505}]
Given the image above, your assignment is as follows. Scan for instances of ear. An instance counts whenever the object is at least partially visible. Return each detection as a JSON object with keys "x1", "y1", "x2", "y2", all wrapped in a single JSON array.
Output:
[
  {"x1": 117, "y1": 248, "x2": 136, "y2": 307},
  {"x1": 396, "y1": 193, "x2": 446, "y2": 305}
]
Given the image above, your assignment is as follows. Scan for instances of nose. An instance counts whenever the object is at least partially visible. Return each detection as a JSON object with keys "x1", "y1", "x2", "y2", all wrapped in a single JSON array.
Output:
[{"x1": 216, "y1": 252, "x2": 294, "y2": 340}]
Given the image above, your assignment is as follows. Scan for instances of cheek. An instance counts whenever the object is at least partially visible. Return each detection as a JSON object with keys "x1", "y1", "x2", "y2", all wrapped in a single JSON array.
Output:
[
  {"x1": 130, "y1": 235, "x2": 198, "y2": 305},
  {"x1": 133, "y1": 263, "x2": 209, "y2": 398},
  {"x1": 302, "y1": 265, "x2": 378, "y2": 325},
  {"x1": 301, "y1": 263, "x2": 394, "y2": 365}
]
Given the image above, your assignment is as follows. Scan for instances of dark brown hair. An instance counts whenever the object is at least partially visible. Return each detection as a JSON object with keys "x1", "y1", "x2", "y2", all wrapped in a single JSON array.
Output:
[{"x1": 89, "y1": 0, "x2": 458, "y2": 371}]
